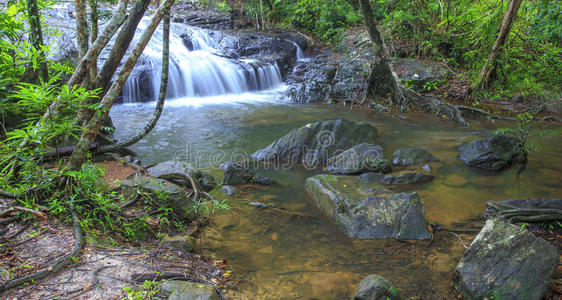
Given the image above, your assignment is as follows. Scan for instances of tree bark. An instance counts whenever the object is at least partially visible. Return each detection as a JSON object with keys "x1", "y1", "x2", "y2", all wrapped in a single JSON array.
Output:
[
  {"x1": 26, "y1": 0, "x2": 49, "y2": 82},
  {"x1": 478, "y1": 0, "x2": 522, "y2": 88},
  {"x1": 67, "y1": 0, "x2": 176, "y2": 171},
  {"x1": 88, "y1": 0, "x2": 99, "y2": 81},
  {"x1": 99, "y1": 8, "x2": 171, "y2": 153},
  {"x1": 74, "y1": 0, "x2": 89, "y2": 58}
]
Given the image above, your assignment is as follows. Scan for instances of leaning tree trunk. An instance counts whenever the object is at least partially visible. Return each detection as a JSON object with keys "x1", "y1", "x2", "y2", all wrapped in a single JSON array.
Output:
[
  {"x1": 99, "y1": 9, "x2": 171, "y2": 153},
  {"x1": 74, "y1": 0, "x2": 89, "y2": 58},
  {"x1": 67, "y1": 0, "x2": 175, "y2": 171},
  {"x1": 478, "y1": 0, "x2": 522, "y2": 89},
  {"x1": 26, "y1": 0, "x2": 49, "y2": 82},
  {"x1": 88, "y1": 0, "x2": 99, "y2": 80}
]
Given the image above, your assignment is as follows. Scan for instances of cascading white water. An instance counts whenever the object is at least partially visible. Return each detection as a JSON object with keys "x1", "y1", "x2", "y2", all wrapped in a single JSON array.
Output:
[{"x1": 121, "y1": 19, "x2": 283, "y2": 103}]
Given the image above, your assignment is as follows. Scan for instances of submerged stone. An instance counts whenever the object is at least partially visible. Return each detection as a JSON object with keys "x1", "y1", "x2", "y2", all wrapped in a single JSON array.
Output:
[
  {"x1": 453, "y1": 219, "x2": 559, "y2": 300},
  {"x1": 457, "y1": 135, "x2": 524, "y2": 171},
  {"x1": 147, "y1": 160, "x2": 217, "y2": 192},
  {"x1": 353, "y1": 274, "x2": 401, "y2": 300},
  {"x1": 160, "y1": 234, "x2": 196, "y2": 252},
  {"x1": 392, "y1": 147, "x2": 439, "y2": 166},
  {"x1": 326, "y1": 143, "x2": 391, "y2": 175},
  {"x1": 380, "y1": 172, "x2": 434, "y2": 185},
  {"x1": 304, "y1": 174, "x2": 431, "y2": 240},
  {"x1": 252, "y1": 119, "x2": 378, "y2": 168}
]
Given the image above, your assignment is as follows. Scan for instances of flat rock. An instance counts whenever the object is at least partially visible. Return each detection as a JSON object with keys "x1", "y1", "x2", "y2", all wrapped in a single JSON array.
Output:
[
  {"x1": 305, "y1": 174, "x2": 431, "y2": 240},
  {"x1": 147, "y1": 161, "x2": 217, "y2": 192},
  {"x1": 160, "y1": 235, "x2": 196, "y2": 252},
  {"x1": 252, "y1": 119, "x2": 378, "y2": 167},
  {"x1": 219, "y1": 161, "x2": 275, "y2": 185},
  {"x1": 453, "y1": 218, "x2": 559, "y2": 300},
  {"x1": 457, "y1": 135, "x2": 524, "y2": 171},
  {"x1": 121, "y1": 176, "x2": 193, "y2": 220},
  {"x1": 326, "y1": 143, "x2": 391, "y2": 175},
  {"x1": 392, "y1": 147, "x2": 439, "y2": 166},
  {"x1": 353, "y1": 274, "x2": 401, "y2": 300}
]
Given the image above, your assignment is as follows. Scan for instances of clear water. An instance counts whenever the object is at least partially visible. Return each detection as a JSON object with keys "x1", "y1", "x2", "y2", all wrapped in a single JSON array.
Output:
[{"x1": 110, "y1": 95, "x2": 562, "y2": 299}]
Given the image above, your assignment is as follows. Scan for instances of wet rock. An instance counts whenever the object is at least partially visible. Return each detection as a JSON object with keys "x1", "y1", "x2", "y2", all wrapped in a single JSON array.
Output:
[
  {"x1": 392, "y1": 147, "x2": 439, "y2": 166},
  {"x1": 545, "y1": 98, "x2": 562, "y2": 114},
  {"x1": 249, "y1": 201, "x2": 269, "y2": 208},
  {"x1": 353, "y1": 274, "x2": 401, "y2": 300},
  {"x1": 221, "y1": 185, "x2": 238, "y2": 195},
  {"x1": 457, "y1": 135, "x2": 525, "y2": 171},
  {"x1": 147, "y1": 161, "x2": 217, "y2": 192},
  {"x1": 304, "y1": 174, "x2": 431, "y2": 240},
  {"x1": 326, "y1": 143, "x2": 391, "y2": 175},
  {"x1": 392, "y1": 57, "x2": 450, "y2": 89},
  {"x1": 172, "y1": 2, "x2": 232, "y2": 30},
  {"x1": 121, "y1": 176, "x2": 193, "y2": 220},
  {"x1": 160, "y1": 280, "x2": 219, "y2": 300},
  {"x1": 380, "y1": 173, "x2": 433, "y2": 185},
  {"x1": 422, "y1": 164, "x2": 431, "y2": 172},
  {"x1": 252, "y1": 119, "x2": 378, "y2": 168},
  {"x1": 219, "y1": 161, "x2": 275, "y2": 185},
  {"x1": 453, "y1": 218, "x2": 559, "y2": 300},
  {"x1": 161, "y1": 234, "x2": 196, "y2": 252}
]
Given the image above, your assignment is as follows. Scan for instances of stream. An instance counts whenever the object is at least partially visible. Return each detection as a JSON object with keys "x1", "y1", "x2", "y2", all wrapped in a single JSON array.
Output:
[
  {"x1": 110, "y1": 92, "x2": 562, "y2": 299},
  {"x1": 106, "y1": 15, "x2": 562, "y2": 299}
]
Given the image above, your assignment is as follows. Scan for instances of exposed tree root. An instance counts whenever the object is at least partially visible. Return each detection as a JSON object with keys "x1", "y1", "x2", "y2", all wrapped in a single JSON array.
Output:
[
  {"x1": 0, "y1": 190, "x2": 18, "y2": 199},
  {"x1": 487, "y1": 201, "x2": 562, "y2": 224},
  {"x1": 0, "y1": 203, "x2": 83, "y2": 293},
  {"x1": 0, "y1": 206, "x2": 47, "y2": 220}
]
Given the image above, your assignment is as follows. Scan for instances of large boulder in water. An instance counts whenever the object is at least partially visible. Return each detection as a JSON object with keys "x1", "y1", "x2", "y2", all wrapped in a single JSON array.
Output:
[
  {"x1": 458, "y1": 135, "x2": 525, "y2": 171},
  {"x1": 326, "y1": 143, "x2": 391, "y2": 175},
  {"x1": 392, "y1": 147, "x2": 439, "y2": 166},
  {"x1": 353, "y1": 274, "x2": 401, "y2": 300},
  {"x1": 252, "y1": 119, "x2": 378, "y2": 168},
  {"x1": 304, "y1": 174, "x2": 431, "y2": 240},
  {"x1": 147, "y1": 161, "x2": 217, "y2": 192},
  {"x1": 453, "y1": 218, "x2": 559, "y2": 300}
]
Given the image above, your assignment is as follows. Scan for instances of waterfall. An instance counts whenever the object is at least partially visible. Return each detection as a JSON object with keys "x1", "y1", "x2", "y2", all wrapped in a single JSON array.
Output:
[{"x1": 120, "y1": 19, "x2": 283, "y2": 103}]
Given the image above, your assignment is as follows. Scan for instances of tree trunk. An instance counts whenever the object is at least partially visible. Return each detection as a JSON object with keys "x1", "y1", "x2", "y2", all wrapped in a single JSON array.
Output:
[
  {"x1": 353, "y1": 0, "x2": 469, "y2": 126},
  {"x1": 99, "y1": 8, "x2": 171, "y2": 153},
  {"x1": 67, "y1": 0, "x2": 175, "y2": 171},
  {"x1": 88, "y1": 0, "x2": 99, "y2": 81},
  {"x1": 357, "y1": 0, "x2": 403, "y2": 105},
  {"x1": 478, "y1": 0, "x2": 522, "y2": 88},
  {"x1": 26, "y1": 0, "x2": 48, "y2": 82},
  {"x1": 74, "y1": 0, "x2": 89, "y2": 58}
]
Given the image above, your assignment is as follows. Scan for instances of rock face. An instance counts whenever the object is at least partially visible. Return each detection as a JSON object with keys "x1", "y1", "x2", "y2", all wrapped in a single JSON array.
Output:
[
  {"x1": 252, "y1": 119, "x2": 378, "y2": 168},
  {"x1": 282, "y1": 28, "x2": 451, "y2": 104},
  {"x1": 353, "y1": 274, "x2": 401, "y2": 300},
  {"x1": 219, "y1": 161, "x2": 275, "y2": 185},
  {"x1": 392, "y1": 147, "x2": 439, "y2": 166},
  {"x1": 304, "y1": 174, "x2": 431, "y2": 240},
  {"x1": 484, "y1": 198, "x2": 562, "y2": 219},
  {"x1": 458, "y1": 135, "x2": 524, "y2": 171},
  {"x1": 147, "y1": 161, "x2": 217, "y2": 192},
  {"x1": 453, "y1": 219, "x2": 559, "y2": 300},
  {"x1": 326, "y1": 143, "x2": 391, "y2": 175},
  {"x1": 121, "y1": 176, "x2": 193, "y2": 220},
  {"x1": 160, "y1": 280, "x2": 218, "y2": 300},
  {"x1": 172, "y1": 2, "x2": 232, "y2": 30}
]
